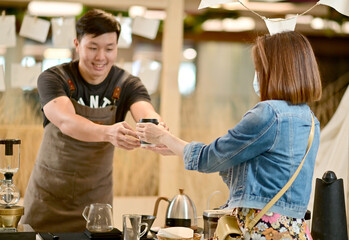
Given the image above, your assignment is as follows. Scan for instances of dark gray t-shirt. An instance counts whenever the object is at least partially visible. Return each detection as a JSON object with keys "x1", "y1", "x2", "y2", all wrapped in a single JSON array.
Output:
[{"x1": 37, "y1": 60, "x2": 151, "y2": 127}]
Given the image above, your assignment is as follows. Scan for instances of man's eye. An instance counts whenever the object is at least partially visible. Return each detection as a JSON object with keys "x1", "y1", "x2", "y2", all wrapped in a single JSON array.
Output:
[
  {"x1": 89, "y1": 47, "x2": 97, "y2": 50},
  {"x1": 107, "y1": 49, "x2": 114, "y2": 51}
]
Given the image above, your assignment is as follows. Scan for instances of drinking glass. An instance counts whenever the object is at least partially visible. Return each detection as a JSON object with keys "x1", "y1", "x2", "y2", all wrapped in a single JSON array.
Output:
[{"x1": 123, "y1": 214, "x2": 148, "y2": 240}]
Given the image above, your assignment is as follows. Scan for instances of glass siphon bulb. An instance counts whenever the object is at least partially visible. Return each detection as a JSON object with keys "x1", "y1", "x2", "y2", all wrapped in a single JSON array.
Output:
[{"x1": 0, "y1": 181, "x2": 20, "y2": 206}]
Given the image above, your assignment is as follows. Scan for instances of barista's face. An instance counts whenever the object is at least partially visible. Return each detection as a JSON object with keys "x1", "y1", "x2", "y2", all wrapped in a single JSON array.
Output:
[{"x1": 74, "y1": 32, "x2": 118, "y2": 84}]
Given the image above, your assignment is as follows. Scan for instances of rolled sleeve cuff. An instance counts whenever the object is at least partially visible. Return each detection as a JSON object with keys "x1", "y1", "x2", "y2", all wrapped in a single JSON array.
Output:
[{"x1": 183, "y1": 142, "x2": 205, "y2": 171}]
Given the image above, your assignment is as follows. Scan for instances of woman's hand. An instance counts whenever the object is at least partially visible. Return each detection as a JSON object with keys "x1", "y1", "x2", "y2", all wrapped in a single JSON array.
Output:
[
  {"x1": 142, "y1": 144, "x2": 176, "y2": 156},
  {"x1": 137, "y1": 122, "x2": 188, "y2": 157},
  {"x1": 136, "y1": 122, "x2": 168, "y2": 145}
]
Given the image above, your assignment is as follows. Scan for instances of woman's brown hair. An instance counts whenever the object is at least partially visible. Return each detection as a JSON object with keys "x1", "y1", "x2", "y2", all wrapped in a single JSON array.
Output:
[{"x1": 252, "y1": 31, "x2": 322, "y2": 104}]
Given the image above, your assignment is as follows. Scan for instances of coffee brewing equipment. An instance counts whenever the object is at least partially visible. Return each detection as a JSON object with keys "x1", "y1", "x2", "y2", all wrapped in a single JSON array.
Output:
[
  {"x1": 153, "y1": 189, "x2": 198, "y2": 230},
  {"x1": 0, "y1": 139, "x2": 24, "y2": 230},
  {"x1": 203, "y1": 209, "x2": 233, "y2": 240}
]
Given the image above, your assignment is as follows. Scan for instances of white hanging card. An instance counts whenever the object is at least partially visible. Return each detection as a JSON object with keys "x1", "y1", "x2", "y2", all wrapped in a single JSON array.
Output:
[
  {"x1": 19, "y1": 15, "x2": 50, "y2": 43},
  {"x1": 0, "y1": 15, "x2": 16, "y2": 47},
  {"x1": 11, "y1": 63, "x2": 42, "y2": 88},
  {"x1": 264, "y1": 16, "x2": 298, "y2": 35},
  {"x1": 132, "y1": 17, "x2": 160, "y2": 40},
  {"x1": 198, "y1": 0, "x2": 238, "y2": 9},
  {"x1": 319, "y1": 0, "x2": 349, "y2": 17},
  {"x1": 115, "y1": 16, "x2": 132, "y2": 49},
  {"x1": 133, "y1": 59, "x2": 161, "y2": 95},
  {"x1": 0, "y1": 65, "x2": 5, "y2": 91},
  {"x1": 51, "y1": 17, "x2": 76, "y2": 48}
]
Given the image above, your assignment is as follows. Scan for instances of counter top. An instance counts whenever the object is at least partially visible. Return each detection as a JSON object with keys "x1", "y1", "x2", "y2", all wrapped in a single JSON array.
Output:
[
  {"x1": 36, "y1": 228, "x2": 122, "y2": 240},
  {"x1": 37, "y1": 232, "x2": 89, "y2": 240}
]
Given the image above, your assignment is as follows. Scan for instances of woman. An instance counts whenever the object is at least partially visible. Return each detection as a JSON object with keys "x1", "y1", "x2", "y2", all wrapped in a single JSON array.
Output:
[{"x1": 136, "y1": 31, "x2": 322, "y2": 239}]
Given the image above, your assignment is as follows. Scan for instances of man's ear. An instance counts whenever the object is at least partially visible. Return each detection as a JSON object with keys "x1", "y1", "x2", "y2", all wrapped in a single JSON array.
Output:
[{"x1": 73, "y1": 38, "x2": 79, "y2": 53}]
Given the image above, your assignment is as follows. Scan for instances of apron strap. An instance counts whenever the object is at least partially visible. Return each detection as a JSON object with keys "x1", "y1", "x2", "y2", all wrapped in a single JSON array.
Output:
[
  {"x1": 111, "y1": 70, "x2": 131, "y2": 105},
  {"x1": 56, "y1": 64, "x2": 76, "y2": 97}
]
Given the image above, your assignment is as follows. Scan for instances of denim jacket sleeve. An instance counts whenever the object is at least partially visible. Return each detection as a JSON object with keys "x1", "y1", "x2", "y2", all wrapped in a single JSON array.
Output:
[{"x1": 183, "y1": 102, "x2": 278, "y2": 173}]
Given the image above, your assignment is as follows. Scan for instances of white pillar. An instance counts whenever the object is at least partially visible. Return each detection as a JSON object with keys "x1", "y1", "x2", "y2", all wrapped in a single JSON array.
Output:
[{"x1": 158, "y1": 0, "x2": 184, "y2": 197}]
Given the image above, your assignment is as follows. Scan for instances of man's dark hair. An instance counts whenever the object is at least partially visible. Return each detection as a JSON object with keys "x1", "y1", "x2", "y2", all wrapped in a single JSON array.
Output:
[{"x1": 76, "y1": 9, "x2": 121, "y2": 42}]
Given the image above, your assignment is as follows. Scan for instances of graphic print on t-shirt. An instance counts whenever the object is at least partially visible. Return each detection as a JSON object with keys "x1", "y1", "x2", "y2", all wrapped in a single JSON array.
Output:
[{"x1": 77, "y1": 96, "x2": 112, "y2": 108}]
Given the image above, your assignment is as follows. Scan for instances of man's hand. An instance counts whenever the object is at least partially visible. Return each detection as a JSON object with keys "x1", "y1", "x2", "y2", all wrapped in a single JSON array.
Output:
[{"x1": 107, "y1": 122, "x2": 140, "y2": 150}]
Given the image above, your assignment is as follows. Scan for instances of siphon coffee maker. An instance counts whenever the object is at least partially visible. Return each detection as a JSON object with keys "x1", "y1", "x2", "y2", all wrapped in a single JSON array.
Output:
[{"x1": 0, "y1": 139, "x2": 24, "y2": 231}]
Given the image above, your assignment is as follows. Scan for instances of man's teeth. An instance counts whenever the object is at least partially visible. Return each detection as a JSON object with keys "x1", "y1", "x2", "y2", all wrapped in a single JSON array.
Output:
[{"x1": 95, "y1": 64, "x2": 104, "y2": 68}]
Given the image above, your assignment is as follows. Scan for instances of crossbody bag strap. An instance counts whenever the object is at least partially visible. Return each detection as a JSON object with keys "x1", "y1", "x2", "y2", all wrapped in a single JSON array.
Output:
[{"x1": 247, "y1": 113, "x2": 315, "y2": 230}]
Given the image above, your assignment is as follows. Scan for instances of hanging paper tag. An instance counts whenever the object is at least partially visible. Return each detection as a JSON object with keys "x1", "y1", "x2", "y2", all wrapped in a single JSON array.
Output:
[
  {"x1": 0, "y1": 15, "x2": 16, "y2": 47},
  {"x1": 51, "y1": 17, "x2": 76, "y2": 48},
  {"x1": 198, "y1": 0, "x2": 239, "y2": 9},
  {"x1": 116, "y1": 16, "x2": 133, "y2": 49},
  {"x1": 132, "y1": 17, "x2": 160, "y2": 40},
  {"x1": 319, "y1": 0, "x2": 349, "y2": 17},
  {"x1": 264, "y1": 16, "x2": 298, "y2": 35},
  {"x1": 19, "y1": 15, "x2": 50, "y2": 43},
  {"x1": 11, "y1": 63, "x2": 42, "y2": 88}
]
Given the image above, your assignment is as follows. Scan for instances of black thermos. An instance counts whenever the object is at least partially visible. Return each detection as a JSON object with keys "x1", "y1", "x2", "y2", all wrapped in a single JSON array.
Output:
[{"x1": 311, "y1": 171, "x2": 348, "y2": 240}]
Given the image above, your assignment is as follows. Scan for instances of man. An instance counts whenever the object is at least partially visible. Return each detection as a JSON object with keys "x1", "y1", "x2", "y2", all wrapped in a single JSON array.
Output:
[{"x1": 21, "y1": 9, "x2": 162, "y2": 232}]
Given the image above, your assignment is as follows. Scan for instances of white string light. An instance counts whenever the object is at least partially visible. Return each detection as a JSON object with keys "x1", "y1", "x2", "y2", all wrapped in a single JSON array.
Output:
[
  {"x1": 237, "y1": 0, "x2": 321, "y2": 21},
  {"x1": 199, "y1": 0, "x2": 349, "y2": 34},
  {"x1": 236, "y1": 1, "x2": 346, "y2": 34}
]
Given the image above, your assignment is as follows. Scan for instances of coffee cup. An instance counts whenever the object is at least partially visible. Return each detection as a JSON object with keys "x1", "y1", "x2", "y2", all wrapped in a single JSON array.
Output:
[{"x1": 138, "y1": 119, "x2": 159, "y2": 147}]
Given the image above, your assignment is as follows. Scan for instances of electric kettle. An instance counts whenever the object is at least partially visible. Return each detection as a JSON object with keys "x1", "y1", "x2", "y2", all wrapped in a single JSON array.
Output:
[{"x1": 153, "y1": 189, "x2": 198, "y2": 230}]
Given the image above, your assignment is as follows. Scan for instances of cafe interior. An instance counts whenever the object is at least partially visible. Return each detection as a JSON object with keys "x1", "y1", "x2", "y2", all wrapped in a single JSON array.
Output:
[{"x1": 0, "y1": 0, "x2": 348, "y2": 239}]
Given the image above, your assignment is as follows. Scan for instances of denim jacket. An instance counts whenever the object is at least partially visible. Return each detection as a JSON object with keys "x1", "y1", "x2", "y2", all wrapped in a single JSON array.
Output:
[{"x1": 183, "y1": 100, "x2": 320, "y2": 219}]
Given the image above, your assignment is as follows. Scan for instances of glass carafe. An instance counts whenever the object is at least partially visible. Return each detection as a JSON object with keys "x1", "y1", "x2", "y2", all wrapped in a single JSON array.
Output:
[{"x1": 82, "y1": 203, "x2": 114, "y2": 232}]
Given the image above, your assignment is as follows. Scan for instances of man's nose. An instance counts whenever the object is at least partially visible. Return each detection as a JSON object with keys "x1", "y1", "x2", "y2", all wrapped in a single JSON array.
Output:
[{"x1": 95, "y1": 49, "x2": 106, "y2": 60}]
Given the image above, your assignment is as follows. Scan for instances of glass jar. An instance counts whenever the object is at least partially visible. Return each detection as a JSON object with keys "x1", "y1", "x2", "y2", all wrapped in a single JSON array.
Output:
[{"x1": 203, "y1": 209, "x2": 231, "y2": 240}]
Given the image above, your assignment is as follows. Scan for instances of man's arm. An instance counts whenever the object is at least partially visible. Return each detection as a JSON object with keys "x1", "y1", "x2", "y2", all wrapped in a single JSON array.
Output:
[
  {"x1": 43, "y1": 96, "x2": 140, "y2": 150},
  {"x1": 129, "y1": 101, "x2": 162, "y2": 122}
]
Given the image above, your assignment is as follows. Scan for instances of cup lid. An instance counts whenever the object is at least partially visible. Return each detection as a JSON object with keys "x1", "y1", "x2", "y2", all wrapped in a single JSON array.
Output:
[
  {"x1": 203, "y1": 209, "x2": 232, "y2": 218},
  {"x1": 139, "y1": 118, "x2": 159, "y2": 124}
]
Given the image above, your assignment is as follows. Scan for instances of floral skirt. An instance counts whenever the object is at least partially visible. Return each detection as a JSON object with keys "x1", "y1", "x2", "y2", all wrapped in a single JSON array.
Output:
[{"x1": 231, "y1": 208, "x2": 312, "y2": 240}]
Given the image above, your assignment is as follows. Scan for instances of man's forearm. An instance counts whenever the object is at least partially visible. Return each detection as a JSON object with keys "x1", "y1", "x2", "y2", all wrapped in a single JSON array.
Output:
[{"x1": 57, "y1": 113, "x2": 110, "y2": 142}]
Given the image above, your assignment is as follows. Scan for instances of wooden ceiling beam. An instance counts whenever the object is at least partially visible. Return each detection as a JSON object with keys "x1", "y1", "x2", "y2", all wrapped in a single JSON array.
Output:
[
  {"x1": 0, "y1": 0, "x2": 167, "y2": 10},
  {"x1": 65, "y1": 0, "x2": 167, "y2": 10},
  {"x1": 0, "y1": 0, "x2": 329, "y2": 16}
]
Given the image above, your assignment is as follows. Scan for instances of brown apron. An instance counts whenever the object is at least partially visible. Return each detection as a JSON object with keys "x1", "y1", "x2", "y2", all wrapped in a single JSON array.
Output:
[{"x1": 22, "y1": 72, "x2": 129, "y2": 232}]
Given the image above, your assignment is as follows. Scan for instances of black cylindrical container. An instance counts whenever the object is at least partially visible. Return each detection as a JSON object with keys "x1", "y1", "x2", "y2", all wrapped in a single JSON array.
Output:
[
  {"x1": 311, "y1": 171, "x2": 348, "y2": 240},
  {"x1": 139, "y1": 118, "x2": 159, "y2": 147}
]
